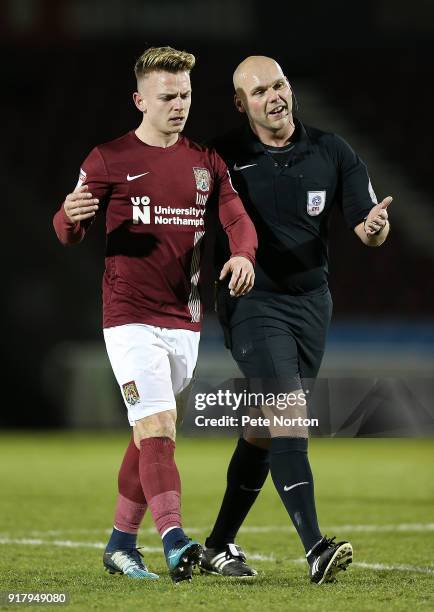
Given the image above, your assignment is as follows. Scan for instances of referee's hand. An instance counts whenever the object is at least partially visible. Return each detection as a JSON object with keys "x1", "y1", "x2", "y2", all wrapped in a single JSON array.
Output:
[
  {"x1": 219, "y1": 256, "x2": 255, "y2": 297},
  {"x1": 63, "y1": 185, "x2": 99, "y2": 223},
  {"x1": 364, "y1": 196, "x2": 392, "y2": 235}
]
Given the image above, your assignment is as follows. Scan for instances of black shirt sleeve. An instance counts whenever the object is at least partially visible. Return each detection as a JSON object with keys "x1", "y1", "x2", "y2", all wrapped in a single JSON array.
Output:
[{"x1": 334, "y1": 135, "x2": 378, "y2": 229}]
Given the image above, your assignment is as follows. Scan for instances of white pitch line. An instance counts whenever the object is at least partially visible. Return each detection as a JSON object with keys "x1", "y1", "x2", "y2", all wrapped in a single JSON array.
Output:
[
  {"x1": 0, "y1": 537, "x2": 433, "y2": 575},
  {"x1": 249, "y1": 553, "x2": 275, "y2": 562},
  {"x1": 316, "y1": 523, "x2": 434, "y2": 534},
  {"x1": 289, "y1": 557, "x2": 434, "y2": 575},
  {"x1": 0, "y1": 538, "x2": 160, "y2": 553},
  {"x1": 353, "y1": 561, "x2": 434, "y2": 575},
  {"x1": 241, "y1": 523, "x2": 434, "y2": 534},
  {"x1": 16, "y1": 523, "x2": 434, "y2": 538}
]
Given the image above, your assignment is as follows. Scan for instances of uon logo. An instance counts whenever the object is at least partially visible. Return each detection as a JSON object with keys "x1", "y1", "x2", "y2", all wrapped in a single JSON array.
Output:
[{"x1": 131, "y1": 196, "x2": 151, "y2": 224}]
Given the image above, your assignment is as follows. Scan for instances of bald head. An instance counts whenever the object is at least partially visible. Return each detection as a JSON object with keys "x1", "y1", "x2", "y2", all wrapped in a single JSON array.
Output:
[
  {"x1": 233, "y1": 56, "x2": 285, "y2": 94},
  {"x1": 232, "y1": 55, "x2": 294, "y2": 143}
]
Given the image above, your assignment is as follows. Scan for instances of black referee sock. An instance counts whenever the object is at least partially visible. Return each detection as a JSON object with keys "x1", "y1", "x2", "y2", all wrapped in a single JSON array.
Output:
[
  {"x1": 270, "y1": 437, "x2": 322, "y2": 554},
  {"x1": 205, "y1": 437, "x2": 270, "y2": 549}
]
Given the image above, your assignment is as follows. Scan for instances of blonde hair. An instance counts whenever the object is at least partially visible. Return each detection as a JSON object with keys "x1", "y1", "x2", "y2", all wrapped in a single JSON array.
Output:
[{"x1": 134, "y1": 46, "x2": 196, "y2": 80}]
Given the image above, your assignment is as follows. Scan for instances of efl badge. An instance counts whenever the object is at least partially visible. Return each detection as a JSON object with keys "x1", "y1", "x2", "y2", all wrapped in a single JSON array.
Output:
[
  {"x1": 122, "y1": 380, "x2": 141, "y2": 406},
  {"x1": 75, "y1": 168, "x2": 87, "y2": 189},
  {"x1": 193, "y1": 167, "x2": 210, "y2": 192},
  {"x1": 307, "y1": 191, "x2": 326, "y2": 216}
]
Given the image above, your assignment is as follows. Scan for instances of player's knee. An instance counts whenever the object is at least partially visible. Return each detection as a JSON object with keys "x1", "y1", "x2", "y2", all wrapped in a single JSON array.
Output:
[
  {"x1": 133, "y1": 429, "x2": 141, "y2": 450},
  {"x1": 133, "y1": 410, "x2": 177, "y2": 446}
]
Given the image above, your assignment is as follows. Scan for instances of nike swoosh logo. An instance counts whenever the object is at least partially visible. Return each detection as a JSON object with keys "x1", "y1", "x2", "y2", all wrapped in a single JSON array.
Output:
[
  {"x1": 233, "y1": 163, "x2": 257, "y2": 171},
  {"x1": 283, "y1": 481, "x2": 309, "y2": 492},
  {"x1": 127, "y1": 172, "x2": 149, "y2": 181},
  {"x1": 167, "y1": 553, "x2": 178, "y2": 559}
]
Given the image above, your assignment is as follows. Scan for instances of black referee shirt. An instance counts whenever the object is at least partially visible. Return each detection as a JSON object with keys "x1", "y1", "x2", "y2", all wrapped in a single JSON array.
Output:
[{"x1": 214, "y1": 119, "x2": 377, "y2": 294}]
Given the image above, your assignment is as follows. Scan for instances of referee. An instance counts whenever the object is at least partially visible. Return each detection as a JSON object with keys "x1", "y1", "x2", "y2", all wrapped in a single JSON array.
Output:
[{"x1": 200, "y1": 55, "x2": 392, "y2": 584}]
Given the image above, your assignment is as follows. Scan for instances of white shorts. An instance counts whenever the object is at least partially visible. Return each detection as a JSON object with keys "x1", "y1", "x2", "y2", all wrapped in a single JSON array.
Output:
[{"x1": 103, "y1": 324, "x2": 200, "y2": 426}]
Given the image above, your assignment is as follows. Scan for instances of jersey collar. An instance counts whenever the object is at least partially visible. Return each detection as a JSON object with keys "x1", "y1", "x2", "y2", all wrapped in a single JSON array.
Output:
[{"x1": 242, "y1": 118, "x2": 309, "y2": 154}]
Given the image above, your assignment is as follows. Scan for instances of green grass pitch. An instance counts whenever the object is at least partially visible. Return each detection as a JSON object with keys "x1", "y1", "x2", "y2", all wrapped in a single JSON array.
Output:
[{"x1": 0, "y1": 433, "x2": 433, "y2": 611}]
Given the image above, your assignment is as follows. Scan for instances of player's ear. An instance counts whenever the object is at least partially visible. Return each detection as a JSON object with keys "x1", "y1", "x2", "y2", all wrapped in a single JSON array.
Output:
[
  {"x1": 133, "y1": 91, "x2": 146, "y2": 113},
  {"x1": 234, "y1": 93, "x2": 245, "y2": 114}
]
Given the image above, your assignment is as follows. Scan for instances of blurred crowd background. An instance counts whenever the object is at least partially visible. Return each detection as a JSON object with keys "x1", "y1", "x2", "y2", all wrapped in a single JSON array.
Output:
[{"x1": 2, "y1": 0, "x2": 433, "y2": 428}]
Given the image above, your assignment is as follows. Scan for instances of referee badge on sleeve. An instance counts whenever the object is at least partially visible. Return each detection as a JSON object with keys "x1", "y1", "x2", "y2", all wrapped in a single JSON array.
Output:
[{"x1": 307, "y1": 191, "x2": 326, "y2": 216}]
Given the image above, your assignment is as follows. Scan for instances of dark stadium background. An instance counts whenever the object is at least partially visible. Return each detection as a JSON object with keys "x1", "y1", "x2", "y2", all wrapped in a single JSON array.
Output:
[{"x1": 1, "y1": 0, "x2": 433, "y2": 428}]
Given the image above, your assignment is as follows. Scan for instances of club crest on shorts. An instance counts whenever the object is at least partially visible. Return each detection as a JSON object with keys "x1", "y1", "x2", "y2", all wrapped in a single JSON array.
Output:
[
  {"x1": 193, "y1": 167, "x2": 210, "y2": 192},
  {"x1": 307, "y1": 191, "x2": 326, "y2": 216},
  {"x1": 122, "y1": 380, "x2": 140, "y2": 405}
]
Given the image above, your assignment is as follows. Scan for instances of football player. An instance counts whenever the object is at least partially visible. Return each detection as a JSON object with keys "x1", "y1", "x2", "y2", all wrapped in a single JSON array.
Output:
[{"x1": 53, "y1": 46, "x2": 257, "y2": 582}]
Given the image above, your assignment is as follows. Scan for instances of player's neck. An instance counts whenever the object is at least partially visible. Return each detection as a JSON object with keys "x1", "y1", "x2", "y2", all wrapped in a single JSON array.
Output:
[
  {"x1": 252, "y1": 119, "x2": 295, "y2": 148},
  {"x1": 135, "y1": 124, "x2": 179, "y2": 148}
]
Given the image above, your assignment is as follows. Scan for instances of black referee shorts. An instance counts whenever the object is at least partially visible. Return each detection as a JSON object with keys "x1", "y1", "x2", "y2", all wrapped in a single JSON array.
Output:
[{"x1": 217, "y1": 285, "x2": 332, "y2": 387}]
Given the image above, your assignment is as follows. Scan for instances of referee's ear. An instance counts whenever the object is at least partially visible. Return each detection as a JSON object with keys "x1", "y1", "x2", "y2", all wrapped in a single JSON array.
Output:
[{"x1": 234, "y1": 93, "x2": 246, "y2": 114}]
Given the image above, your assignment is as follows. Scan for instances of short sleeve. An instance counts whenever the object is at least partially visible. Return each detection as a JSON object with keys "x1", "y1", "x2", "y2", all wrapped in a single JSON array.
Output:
[{"x1": 335, "y1": 135, "x2": 378, "y2": 229}]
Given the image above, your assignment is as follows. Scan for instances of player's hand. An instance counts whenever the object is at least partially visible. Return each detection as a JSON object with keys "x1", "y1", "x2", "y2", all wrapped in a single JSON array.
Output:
[
  {"x1": 364, "y1": 196, "x2": 392, "y2": 235},
  {"x1": 219, "y1": 256, "x2": 255, "y2": 297},
  {"x1": 63, "y1": 185, "x2": 99, "y2": 223}
]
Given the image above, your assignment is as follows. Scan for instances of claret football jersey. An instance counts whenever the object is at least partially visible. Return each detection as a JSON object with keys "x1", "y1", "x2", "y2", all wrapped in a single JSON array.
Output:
[{"x1": 53, "y1": 131, "x2": 257, "y2": 331}]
